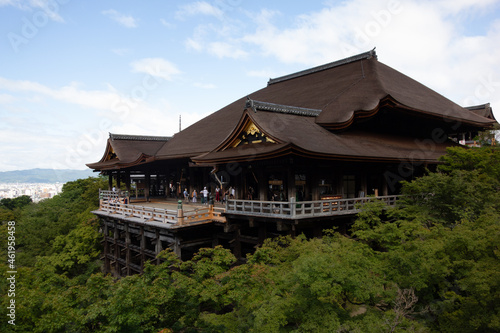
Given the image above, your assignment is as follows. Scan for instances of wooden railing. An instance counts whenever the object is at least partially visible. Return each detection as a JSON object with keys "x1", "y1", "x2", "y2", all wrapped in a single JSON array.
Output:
[
  {"x1": 98, "y1": 190, "x2": 225, "y2": 226},
  {"x1": 225, "y1": 195, "x2": 400, "y2": 219},
  {"x1": 99, "y1": 200, "x2": 179, "y2": 225},
  {"x1": 98, "y1": 190, "x2": 400, "y2": 224}
]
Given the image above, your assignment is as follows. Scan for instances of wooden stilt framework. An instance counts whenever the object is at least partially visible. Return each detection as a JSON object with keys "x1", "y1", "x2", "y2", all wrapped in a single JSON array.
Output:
[{"x1": 95, "y1": 190, "x2": 400, "y2": 277}]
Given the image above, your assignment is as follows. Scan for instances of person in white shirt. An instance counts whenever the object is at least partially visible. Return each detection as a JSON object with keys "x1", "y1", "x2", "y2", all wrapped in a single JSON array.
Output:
[{"x1": 202, "y1": 187, "x2": 209, "y2": 204}]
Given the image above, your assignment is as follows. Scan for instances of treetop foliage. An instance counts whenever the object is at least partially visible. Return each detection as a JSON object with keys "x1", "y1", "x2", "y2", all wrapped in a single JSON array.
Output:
[{"x1": 1, "y1": 148, "x2": 498, "y2": 332}]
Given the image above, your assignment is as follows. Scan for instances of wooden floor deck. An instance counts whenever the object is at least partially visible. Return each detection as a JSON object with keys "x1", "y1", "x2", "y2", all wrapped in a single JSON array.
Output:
[{"x1": 97, "y1": 190, "x2": 400, "y2": 228}]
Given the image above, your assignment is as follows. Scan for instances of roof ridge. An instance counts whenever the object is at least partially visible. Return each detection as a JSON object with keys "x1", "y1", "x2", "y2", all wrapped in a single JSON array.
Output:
[
  {"x1": 245, "y1": 98, "x2": 322, "y2": 117},
  {"x1": 267, "y1": 48, "x2": 377, "y2": 86},
  {"x1": 110, "y1": 133, "x2": 172, "y2": 141}
]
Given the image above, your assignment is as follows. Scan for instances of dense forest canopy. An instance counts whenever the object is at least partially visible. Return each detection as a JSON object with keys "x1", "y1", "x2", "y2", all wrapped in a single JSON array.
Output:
[{"x1": 1, "y1": 147, "x2": 499, "y2": 332}]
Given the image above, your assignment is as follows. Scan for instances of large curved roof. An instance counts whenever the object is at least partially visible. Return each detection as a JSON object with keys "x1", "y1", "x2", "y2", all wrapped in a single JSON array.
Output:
[
  {"x1": 155, "y1": 50, "x2": 495, "y2": 162},
  {"x1": 88, "y1": 50, "x2": 497, "y2": 170}
]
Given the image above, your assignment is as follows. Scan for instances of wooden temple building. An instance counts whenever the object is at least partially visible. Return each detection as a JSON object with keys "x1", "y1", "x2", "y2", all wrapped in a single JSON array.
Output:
[{"x1": 88, "y1": 50, "x2": 497, "y2": 276}]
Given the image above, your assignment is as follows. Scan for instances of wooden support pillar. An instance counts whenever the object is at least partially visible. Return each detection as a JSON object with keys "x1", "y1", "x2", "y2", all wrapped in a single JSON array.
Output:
[
  {"x1": 189, "y1": 167, "x2": 195, "y2": 195},
  {"x1": 257, "y1": 169, "x2": 266, "y2": 200},
  {"x1": 116, "y1": 172, "x2": 121, "y2": 190},
  {"x1": 382, "y1": 170, "x2": 389, "y2": 196},
  {"x1": 113, "y1": 221, "x2": 119, "y2": 277},
  {"x1": 108, "y1": 173, "x2": 113, "y2": 190},
  {"x1": 155, "y1": 229, "x2": 163, "y2": 264},
  {"x1": 287, "y1": 161, "x2": 295, "y2": 201},
  {"x1": 233, "y1": 225, "x2": 241, "y2": 259},
  {"x1": 145, "y1": 172, "x2": 151, "y2": 202},
  {"x1": 311, "y1": 167, "x2": 320, "y2": 200},
  {"x1": 173, "y1": 239, "x2": 181, "y2": 258},
  {"x1": 360, "y1": 173, "x2": 367, "y2": 197},
  {"x1": 103, "y1": 222, "x2": 110, "y2": 273},
  {"x1": 125, "y1": 223, "x2": 131, "y2": 276},
  {"x1": 140, "y1": 226, "x2": 145, "y2": 273},
  {"x1": 156, "y1": 174, "x2": 161, "y2": 197},
  {"x1": 124, "y1": 170, "x2": 131, "y2": 194}
]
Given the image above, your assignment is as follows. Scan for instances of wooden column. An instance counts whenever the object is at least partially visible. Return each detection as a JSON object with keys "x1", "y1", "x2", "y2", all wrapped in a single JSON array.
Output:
[
  {"x1": 113, "y1": 221, "x2": 119, "y2": 277},
  {"x1": 173, "y1": 239, "x2": 181, "y2": 258},
  {"x1": 360, "y1": 173, "x2": 367, "y2": 197},
  {"x1": 125, "y1": 224, "x2": 131, "y2": 276},
  {"x1": 287, "y1": 161, "x2": 295, "y2": 201},
  {"x1": 233, "y1": 225, "x2": 241, "y2": 259},
  {"x1": 155, "y1": 229, "x2": 163, "y2": 265},
  {"x1": 103, "y1": 223, "x2": 110, "y2": 273},
  {"x1": 116, "y1": 172, "x2": 121, "y2": 190},
  {"x1": 108, "y1": 173, "x2": 113, "y2": 190},
  {"x1": 140, "y1": 226, "x2": 145, "y2": 273},
  {"x1": 257, "y1": 168, "x2": 266, "y2": 200},
  {"x1": 145, "y1": 171, "x2": 151, "y2": 202},
  {"x1": 382, "y1": 174, "x2": 389, "y2": 196},
  {"x1": 124, "y1": 170, "x2": 131, "y2": 193}
]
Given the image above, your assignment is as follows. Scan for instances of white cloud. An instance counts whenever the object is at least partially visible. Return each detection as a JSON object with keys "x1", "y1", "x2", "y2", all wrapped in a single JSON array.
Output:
[
  {"x1": 0, "y1": 76, "x2": 183, "y2": 170},
  {"x1": 176, "y1": 1, "x2": 224, "y2": 20},
  {"x1": 236, "y1": 0, "x2": 500, "y2": 119},
  {"x1": 0, "y1": 93, "x2": 16, "y2": 103},
  {"x1": 1, "y1": 0, "x2": 65, "y2": 21},
  {"x1": 102, "y1": 9, "x2": 138, "y2": 28},
  {"x1": 0, "y1": 78, "x2": 126, "y2": 111},
  {"x1": 160, "y1": 18, "x2": 174, "y2": 28},
  {"x1": 185, "y1": 37, "x2": 203, "y2": 51},
  {"x1": 436, "y1": 0, "x2": 499, "y2": 14},
  {"x1": 0, "y1": 0, "x2": 18, "y2": 6},
  {"x1": 130, "y1": 58, "x2": 181, "y2": 81},
  {"x1": 208, "y1": 41, "x2": 247, "y2": 59}
]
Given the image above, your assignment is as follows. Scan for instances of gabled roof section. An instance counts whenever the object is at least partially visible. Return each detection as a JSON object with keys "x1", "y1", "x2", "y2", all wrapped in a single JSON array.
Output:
[
  {"x1": 465, "y1": 103, "x2": 496, "y2": 121},
  {"x1": 86, "y1": 133, "x2": 170, "y2": 171},
  {"x1": 213, "y1": 110, "x2": 283, "y2": 152}
]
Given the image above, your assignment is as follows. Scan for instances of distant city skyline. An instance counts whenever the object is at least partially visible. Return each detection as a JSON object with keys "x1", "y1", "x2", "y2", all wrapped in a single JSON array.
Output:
[
  {"x1": 1, "y1": 0, "x2": 499, "y2": 172},
  {"x1": 0, "y1": 183, "x2": 63, "y2": 202}
]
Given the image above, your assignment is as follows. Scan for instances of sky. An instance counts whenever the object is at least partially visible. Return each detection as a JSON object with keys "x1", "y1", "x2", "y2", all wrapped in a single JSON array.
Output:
[{"x1": 0, "y1": 0, "x2": 499, "y2": 172}]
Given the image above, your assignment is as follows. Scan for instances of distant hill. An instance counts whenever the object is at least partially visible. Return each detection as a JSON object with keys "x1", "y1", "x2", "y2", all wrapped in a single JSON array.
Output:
[{"x1": 0, "y1": 168, "x2": 96, "y2": 183}]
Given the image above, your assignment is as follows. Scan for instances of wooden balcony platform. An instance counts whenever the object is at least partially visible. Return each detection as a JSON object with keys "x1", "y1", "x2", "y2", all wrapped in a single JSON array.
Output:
[{"x1": 95, "y1": 190, "x2": 400, "y2": 228}]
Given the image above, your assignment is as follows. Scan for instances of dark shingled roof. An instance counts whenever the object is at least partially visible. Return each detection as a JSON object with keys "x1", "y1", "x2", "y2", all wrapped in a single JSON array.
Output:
[
  {"x1": 154, "y1": 50, "x2": 495, "y2": 162},
  {"x1": 88, "y1": 50, "x2": 497, "y2": 170},
  {"x1": 86, "y1": 133, "x2": 170, "y2": 171},
  {"x1": 191, "y1": 110, "x2": 453, "y2": 164}
]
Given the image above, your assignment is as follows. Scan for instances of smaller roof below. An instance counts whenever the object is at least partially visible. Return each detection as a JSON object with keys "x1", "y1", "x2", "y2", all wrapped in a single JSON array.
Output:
[
  {"x1": 465, "y1": 103, "x2": 496, "y2": 121},
  {"x1": 87, "y1": 133, "x2": 170, "y2": 171}
]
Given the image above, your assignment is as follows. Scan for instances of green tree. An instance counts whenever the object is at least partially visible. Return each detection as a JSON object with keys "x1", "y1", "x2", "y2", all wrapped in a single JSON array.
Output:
[
  {"x1": 0, "y1": 195, "x2": 32, "y2": 210},
  {"x1": 351, "y1": 147, "x2": 500, "y2": 332}
]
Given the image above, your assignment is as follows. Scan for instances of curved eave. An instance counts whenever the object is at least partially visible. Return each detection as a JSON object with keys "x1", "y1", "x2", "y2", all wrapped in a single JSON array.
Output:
[
  {"x1": 192, "y1": 141, "x2": 449, "y2": 165},
  {"x1": 318, "y1": 95, "x2": 497, "y2": 131},
  {"x1": 287, "y1": 144, "x2": 446, "y2": 164},
  {"x1": 86, "y1": 153, "x2": 155, "y2": 171},
  {"x1": 192, "y1": 143, "x2": 292, "y2": 164}
]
